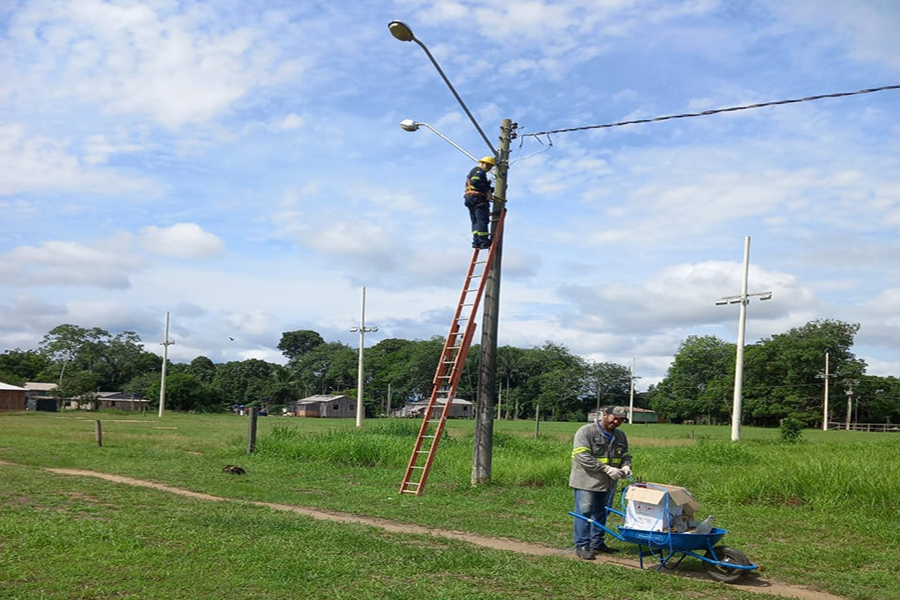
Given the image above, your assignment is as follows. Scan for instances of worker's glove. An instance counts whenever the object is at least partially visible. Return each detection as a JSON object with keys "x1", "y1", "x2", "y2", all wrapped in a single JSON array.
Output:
[
  {"x1": 621, "y1": 465, "x2": 633, "y2": 478},
  {"x1": 605, "y1": 466, "x2": 625, "y2": 480}
]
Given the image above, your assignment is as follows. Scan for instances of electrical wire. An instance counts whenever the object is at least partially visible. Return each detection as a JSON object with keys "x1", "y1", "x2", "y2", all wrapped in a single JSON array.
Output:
[{"x1": 521, "y1": 84, "x2": 900, "y2": 138}]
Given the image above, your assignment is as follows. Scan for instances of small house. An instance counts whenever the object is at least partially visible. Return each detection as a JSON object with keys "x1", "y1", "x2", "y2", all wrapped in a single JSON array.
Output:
[
  {"x1": 588, "y1": 406, "x2": 658, "y2": 424},
  {"x1": 289, "y1": 395, "x2": 356, "y2": 418},
  {"x1": 0, "y1": 381, "x2": 27, "y2": 411},
  {"x1": 396, "y1": 397, "x2": 474, "y2": 419}
]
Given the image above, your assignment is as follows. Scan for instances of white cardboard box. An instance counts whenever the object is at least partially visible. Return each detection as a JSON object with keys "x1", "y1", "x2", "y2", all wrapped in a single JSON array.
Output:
[{"x1": 623, "y1": 483, "x2": 699, "y2": 532}]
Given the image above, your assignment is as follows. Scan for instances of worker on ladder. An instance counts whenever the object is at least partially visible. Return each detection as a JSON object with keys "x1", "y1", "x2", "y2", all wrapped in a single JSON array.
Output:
[{"x1": 464, "y1": 156, "x2": 495, "y2": 249}]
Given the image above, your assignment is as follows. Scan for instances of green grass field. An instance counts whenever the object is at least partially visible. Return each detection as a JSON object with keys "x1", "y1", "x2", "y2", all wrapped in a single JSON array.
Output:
[{"x1": 1, "y1": 411, "x2": 898, "y2": 599}]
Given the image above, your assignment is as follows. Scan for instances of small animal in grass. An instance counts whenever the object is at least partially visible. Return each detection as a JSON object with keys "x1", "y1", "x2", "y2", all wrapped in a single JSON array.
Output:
[{"x1": 222, "y1": 465, "x2": 247, "y2": 475}]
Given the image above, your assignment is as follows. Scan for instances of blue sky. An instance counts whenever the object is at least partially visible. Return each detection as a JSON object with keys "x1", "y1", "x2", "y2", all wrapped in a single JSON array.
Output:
[{"x1": 1, "y1": 0, "x2": 899, "y2": 389}]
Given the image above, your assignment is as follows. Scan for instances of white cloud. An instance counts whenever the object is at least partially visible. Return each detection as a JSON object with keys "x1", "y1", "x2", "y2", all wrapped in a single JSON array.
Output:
[
  {"x1": 0, "y1": 124, "x2": 159, "y2": 196},
  {"x1": 0, "y1": 234, "x2": 142, "y2": 289},
  {"x1": 140, "y1": 223, "x2": 225, "y2": 259}
]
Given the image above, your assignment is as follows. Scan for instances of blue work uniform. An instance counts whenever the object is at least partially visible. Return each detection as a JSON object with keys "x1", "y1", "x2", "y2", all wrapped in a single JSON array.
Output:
[{"x1": 464, "y1": 166, "x2": 492, "y2": 248}]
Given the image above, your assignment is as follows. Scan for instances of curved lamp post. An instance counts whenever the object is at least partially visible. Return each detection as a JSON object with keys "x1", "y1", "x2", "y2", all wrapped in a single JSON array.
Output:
[
  {"x1": 399, "y1": 119, "x2": 478, "y2": 162},
  {"x1": 389, "y1": 21, "x2": 497, "y2": 159},
  {"x1": 389, "y1": 20, "x2": 511, "y2": 485}
]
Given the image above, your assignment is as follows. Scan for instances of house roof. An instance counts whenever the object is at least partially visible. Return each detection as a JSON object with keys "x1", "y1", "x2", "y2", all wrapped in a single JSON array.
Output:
[
  {"x1": 25, "y1": 382, "x2": 58, "y2": 391},
  {"x1": 408, "y1": 398, "x2": 473, "y2": 406},
  {"x1": 1, "y1": 382, "x2": 28, "y2": 391},
  {"x1": 295, "y1": 394, "x2": 351, "y2": 405}
]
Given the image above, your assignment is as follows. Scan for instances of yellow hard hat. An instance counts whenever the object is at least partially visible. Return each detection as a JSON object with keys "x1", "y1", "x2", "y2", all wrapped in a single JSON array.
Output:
[{"x1": 479, "y1": 156, "x2": 495, "y2": 166}]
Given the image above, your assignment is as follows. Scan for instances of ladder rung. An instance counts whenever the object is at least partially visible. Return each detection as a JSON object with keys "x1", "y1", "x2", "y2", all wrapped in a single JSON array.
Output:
[{"x1": 411, "y1": 466, "x2": 425, "y2": 470}]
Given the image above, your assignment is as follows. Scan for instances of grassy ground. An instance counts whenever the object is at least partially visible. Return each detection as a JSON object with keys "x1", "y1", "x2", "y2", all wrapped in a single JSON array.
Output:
[{"x1": 1, "y1": 411, "x2": 898, "y2": 599}]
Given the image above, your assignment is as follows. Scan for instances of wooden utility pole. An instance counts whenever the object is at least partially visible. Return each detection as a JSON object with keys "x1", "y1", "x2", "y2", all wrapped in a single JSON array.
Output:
[{"x1": 471, "y1": 118, "x2": 512, "y2": 485}]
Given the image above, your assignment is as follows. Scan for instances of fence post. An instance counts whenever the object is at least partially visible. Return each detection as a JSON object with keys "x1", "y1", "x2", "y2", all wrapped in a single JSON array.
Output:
[
  {"x1": 247, "y1": 407, "x2": 258, "y2": 454},
  {"x1": 95, "y1": 420, "x2": 103, "y2": 447}
]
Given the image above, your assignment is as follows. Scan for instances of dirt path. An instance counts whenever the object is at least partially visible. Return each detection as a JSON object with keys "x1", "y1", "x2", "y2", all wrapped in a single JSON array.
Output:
[{"x1": 17, "y1": 464, "x2": 844, "y2": 600}]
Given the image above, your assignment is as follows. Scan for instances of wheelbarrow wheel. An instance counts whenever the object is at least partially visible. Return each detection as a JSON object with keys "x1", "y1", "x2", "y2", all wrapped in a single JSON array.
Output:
[{"x1": 703, "y1": 546, "x2": 751, "y2": 583}]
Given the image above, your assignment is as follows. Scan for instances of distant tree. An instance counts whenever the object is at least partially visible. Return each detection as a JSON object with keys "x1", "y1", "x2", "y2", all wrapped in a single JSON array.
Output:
[
  {"x1": 186, "y1": 356, "x2": 217, "y2": 384},
  {"x1": 650, "y1": 335, "x2": 735, "y2": 424},
  {"x1": 742, "y1": 319, "x2": 865, "y2": 426},
  {"x1": 147, "y1": 373, "x2": 218, "y2": 412},
  {"x1": 36, "y1": 325, "x2": 159, "y2": 391},
  {"x1": 266, "y1": 365, "x2": 300, "y2": 405},
  {"x1": 277, "y1": 330, "x2": 325, "y2": 360},
  {"x1": 0, "y1": 349, "x2": 49, "y2": 385},
  {"x1": 583, "y1": 361, "x2": 632, "y2": 411},
  {"x1": 213, "y1": 359, "x2": 275, "y2": 406}
]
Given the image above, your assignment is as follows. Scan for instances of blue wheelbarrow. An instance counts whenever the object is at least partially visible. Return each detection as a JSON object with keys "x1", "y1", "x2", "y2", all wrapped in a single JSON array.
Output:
[{"x1": 569, "y1": 485, "x2": 758, "y2": 583}]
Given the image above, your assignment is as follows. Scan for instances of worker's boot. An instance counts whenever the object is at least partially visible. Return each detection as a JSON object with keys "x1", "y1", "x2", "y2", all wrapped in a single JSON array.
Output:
[
  {"x1": 575, "y1": 547, "x2": 595, "y2": 560},
  {"x1": 591, "y1": 544, "x2": 620, "y2": 555}
]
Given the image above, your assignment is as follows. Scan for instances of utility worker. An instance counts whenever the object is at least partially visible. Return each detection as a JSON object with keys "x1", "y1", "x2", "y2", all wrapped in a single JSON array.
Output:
[
  {"x1": 464, "y1": 156, "x2": 495, "y2": 249},
  {"x1": 569, "y1": 406, "x2": 632, "y2": 560}
]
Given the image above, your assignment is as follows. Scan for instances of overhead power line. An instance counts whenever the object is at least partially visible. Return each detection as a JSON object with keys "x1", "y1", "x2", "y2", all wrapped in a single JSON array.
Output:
[{"x1": 521, "y1": 84, "x2": 900, "y2": 138}]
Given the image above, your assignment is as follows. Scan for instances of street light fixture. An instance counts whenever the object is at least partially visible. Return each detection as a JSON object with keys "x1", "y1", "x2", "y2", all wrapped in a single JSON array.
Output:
[
  {"x1": 716, "y1": 236, "x2": 772, "y2": 441},
  {"x1": 389, "y1": 20, "x2": 513, "y2": 485},
  {"x1": 399, "y1": 119, "x2": 478, "y2": 162}
]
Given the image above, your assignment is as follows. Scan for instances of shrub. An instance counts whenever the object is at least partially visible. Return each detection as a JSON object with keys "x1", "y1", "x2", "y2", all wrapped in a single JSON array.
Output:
[{"x1": 779, "y1": 418, "x2": 805, "y2": 443}]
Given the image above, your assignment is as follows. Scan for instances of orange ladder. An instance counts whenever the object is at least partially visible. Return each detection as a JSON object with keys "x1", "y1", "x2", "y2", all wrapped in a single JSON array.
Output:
[{"x1": 398, "y1": 209, "x2": 507, "y2": 496}]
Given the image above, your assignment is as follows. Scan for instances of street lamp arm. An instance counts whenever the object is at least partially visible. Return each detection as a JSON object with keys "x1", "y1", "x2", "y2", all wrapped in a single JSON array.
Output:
[
  {"x1": 400, "y1": 120, "x2": 478, "y2": 162},
  {"x1": 388, "y1": 21, "x2": 498, "y2": 158}
]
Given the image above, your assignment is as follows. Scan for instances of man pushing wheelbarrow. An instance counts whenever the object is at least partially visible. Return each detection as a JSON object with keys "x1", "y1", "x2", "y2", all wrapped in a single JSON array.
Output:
[
  {"x1": 569, "y1": 406, "x2": 631, "y2": 560},
  {"x1": 568, "y1": 406, "x2": 758, "y2": 582}
]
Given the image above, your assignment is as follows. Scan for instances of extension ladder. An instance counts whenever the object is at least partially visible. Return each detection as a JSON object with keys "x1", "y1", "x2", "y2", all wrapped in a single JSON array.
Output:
[{"x1": 398, "y1": 209, "x2": 507, "y2": 496}]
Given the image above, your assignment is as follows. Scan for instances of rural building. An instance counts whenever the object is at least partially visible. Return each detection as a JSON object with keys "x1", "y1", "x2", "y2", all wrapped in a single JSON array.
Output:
[
  {"x1": 96, "y1": 392, "x2": 148, "y2": 411},
  {"x1": 395, "y1": 397, "x2": 474, "y2": 419},
  {"x1": 288, "y1": 395, "x2": 356, "y2": 418},
  {"x1": 24, "y1": 382, "x2": 63, "y2": 410},
  {"x1": 0, "y1": 381, "x2": 27, "y2": 411},
  {"x1": 588, "y1": 406, "x2": 658, "y2": 424}
]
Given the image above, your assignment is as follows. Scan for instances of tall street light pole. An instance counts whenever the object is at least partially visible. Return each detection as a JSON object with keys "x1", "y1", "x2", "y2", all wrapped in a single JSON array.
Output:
[
  {"x1": 628, "y1": 357, "x2": 641, "y2": 423},
  {"x1": 389, "y1": 21, "x2": 511, "y2": 485},
  {"x1": 715, "y1": 236, "x2": 772, "y2": 441},
  {"x1": 822, "y1": 351, "x2": 831, "y2": 431},
  {"x1": 158, "y1": 311, "x2": 175, "y2": 418},
  {"x1": 350, "y1": 287, "x2": 377, "y2": 428}
]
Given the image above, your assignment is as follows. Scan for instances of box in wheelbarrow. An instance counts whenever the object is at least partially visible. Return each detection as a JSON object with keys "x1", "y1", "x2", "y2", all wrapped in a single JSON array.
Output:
[{"x1": 624, "y1": 483, "x2": 700, "y2": 532}]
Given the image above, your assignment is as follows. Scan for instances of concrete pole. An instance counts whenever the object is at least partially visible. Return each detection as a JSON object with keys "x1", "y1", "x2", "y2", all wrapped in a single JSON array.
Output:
[
  {"x1": 471, "y1": 119, "x2": 511, "y2": 486},
  {"x1": 846, "y1": 384, "x2": 853, "y2": 431},
  {"x1": 158, "y1": 311, "x2": 173, "y2": 418},
  {"x1": 731, "y1": 236, "x2": 751, "y2": 442},
  {"x1": 352, "y1": 287, "x2": 377, "y2": 427},
  {"x1": 823, "y1": 351, "x2": 830, "y2": 431},
  {"x1": 628, "y1": 357, "x2": 636, "y2": 423}
]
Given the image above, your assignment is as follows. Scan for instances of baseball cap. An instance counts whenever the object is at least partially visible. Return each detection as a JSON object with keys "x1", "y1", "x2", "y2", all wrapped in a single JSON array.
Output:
[{"x1": 605, "y1": 406, "x2": 629, "y2": 421}]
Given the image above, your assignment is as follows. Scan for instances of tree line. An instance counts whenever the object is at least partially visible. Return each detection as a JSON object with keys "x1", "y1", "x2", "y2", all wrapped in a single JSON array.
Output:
[
  {"x1": 1, "y1": 319, "x2": 897, "y2": 425},
  {"x1": 0, "y1": 324, "x2": 634, "y2": 419},
  {"x1": 649, "y1": 319, "x2": 900, "y2": 426}
]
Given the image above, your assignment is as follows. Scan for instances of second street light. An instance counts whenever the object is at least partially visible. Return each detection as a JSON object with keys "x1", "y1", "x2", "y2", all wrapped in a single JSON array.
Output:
[
  {"x1": 390, "y1": 20, "x2": 513, "y2": 485},
  {"x1": 399, "y1": 120, "x2": 478, "y2": 162}
]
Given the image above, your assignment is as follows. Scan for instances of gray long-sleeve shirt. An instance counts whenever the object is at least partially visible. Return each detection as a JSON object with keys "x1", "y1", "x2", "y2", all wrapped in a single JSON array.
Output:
[{"x1": 569, "y1": 420, "x2": 631, "y2": 491}]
